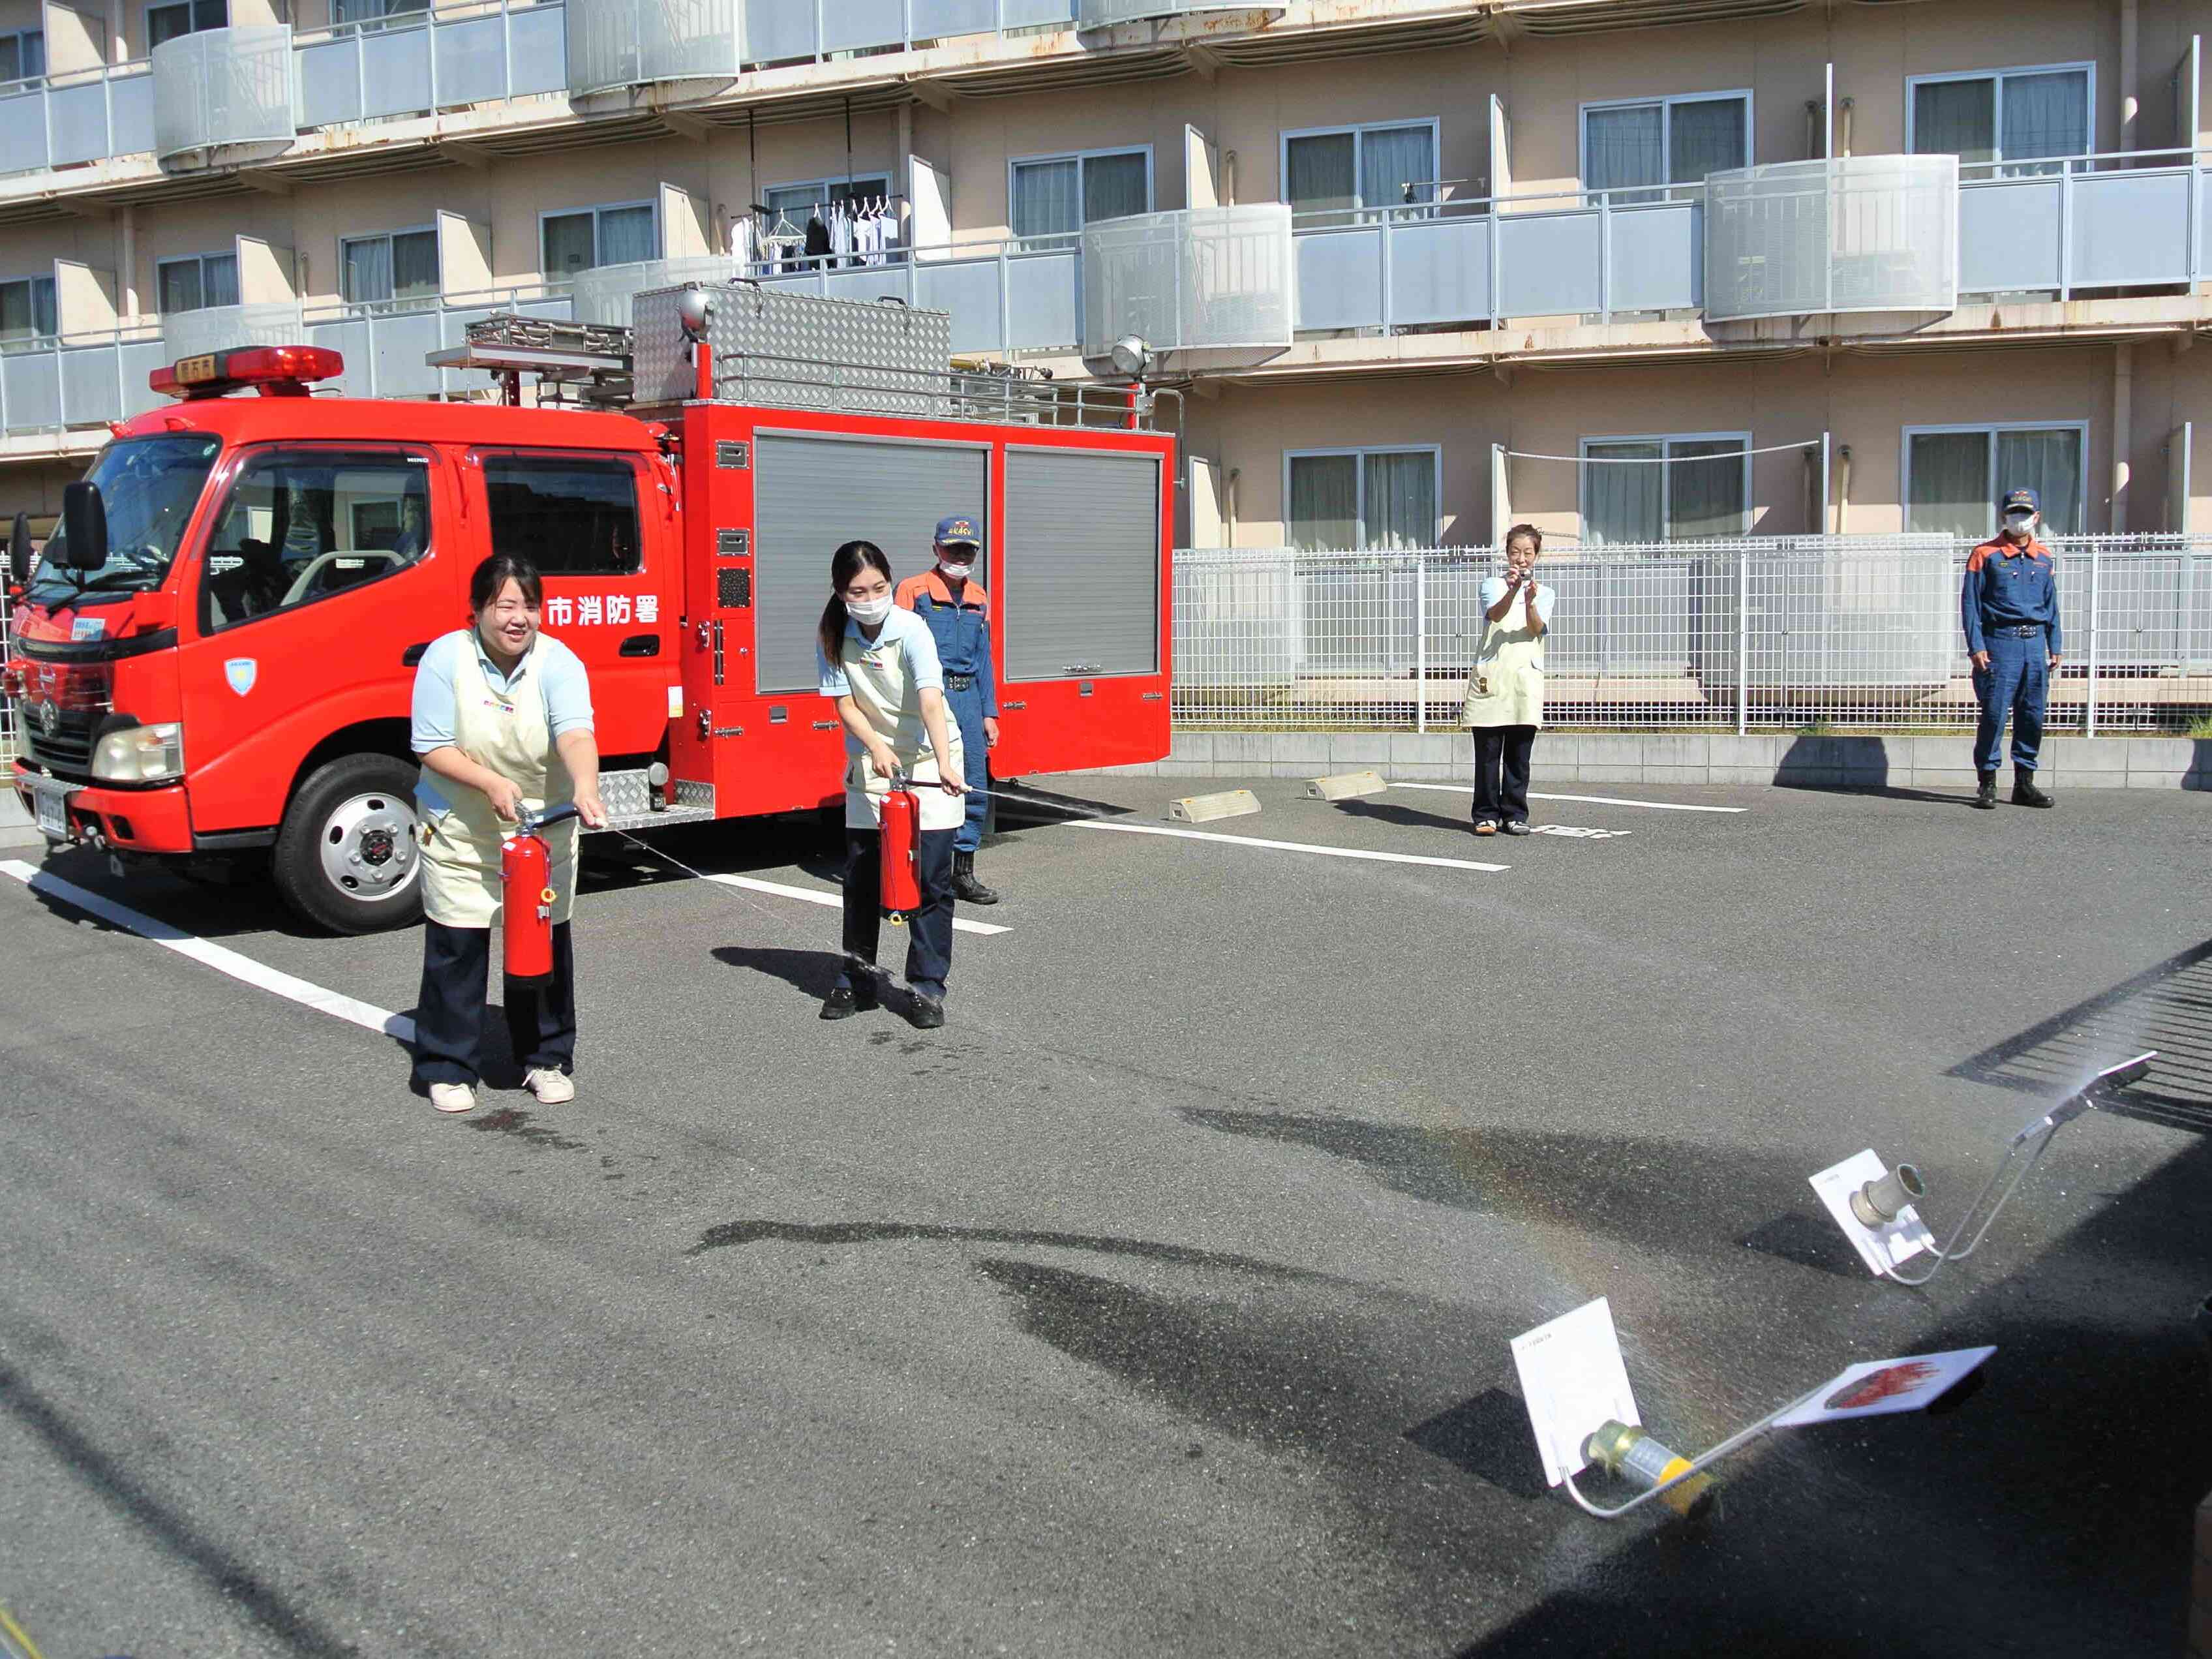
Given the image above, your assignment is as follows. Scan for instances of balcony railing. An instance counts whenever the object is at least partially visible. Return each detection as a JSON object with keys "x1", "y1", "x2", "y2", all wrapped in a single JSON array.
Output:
[
  {"x1": 1082, "y1": 204, "x2": 1294, "y2": 360},
  {"x1": 1704, "y1": 154, "x2": 1958, "y2": 322},
  {"x1": 301, "y1": 286, "x2": 575, "y2": 397},
  {"x1": 1960, "y1": 147, "x2": 2211, "y2": 299},
  {"x1": 742, "y1": 0, "x2": 1077, "y2": 65},
  {"x1": 0, "y1": 61, "x2": 155, "y2": 179},
  {"x1": 565, "y1": 0, "x2": 737, "y2": 95},
  {"x1": 161, "y1": 301, "x2": 310, "y2": 361},
  {"x1": 0, "y1": 329, "x2": 169, "y2": 440},
  {"x1": 296, "y1": 1, "x2": 566, "y2": 129},
  {"x1": 1078, "y1": 0, "x2": 1260, "y2": 25},
  {"x1": 153, "y1": 25, "x2": 296, "y2": 167}
]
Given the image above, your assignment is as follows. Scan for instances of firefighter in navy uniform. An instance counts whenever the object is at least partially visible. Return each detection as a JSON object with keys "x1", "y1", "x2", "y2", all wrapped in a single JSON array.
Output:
[
  {"x1": 1962, "y1": 486, "x2": 2061, "y2": 811},
  {"x1": 895, "y1": 516, "x2": 1003, "y2": 904}
]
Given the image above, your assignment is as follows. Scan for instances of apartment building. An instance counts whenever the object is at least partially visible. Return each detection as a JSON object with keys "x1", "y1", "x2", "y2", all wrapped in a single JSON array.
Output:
[{"x1": 0, "y1": 0, "x2": 2205, "y2": 551}]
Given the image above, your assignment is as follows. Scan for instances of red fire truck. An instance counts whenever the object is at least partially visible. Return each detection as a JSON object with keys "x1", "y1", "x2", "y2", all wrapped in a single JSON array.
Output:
[{"x1": 4, "y1": 288, "x2": 1175, "y2": 932}]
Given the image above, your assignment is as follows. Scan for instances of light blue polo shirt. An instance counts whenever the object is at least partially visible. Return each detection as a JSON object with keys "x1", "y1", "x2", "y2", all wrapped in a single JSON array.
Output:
[
  {"x1": 816, "y1": 606, "x2": 946, "y2": 758},
  {"x1": 410, "y1": 628, "x2": 594, "y2": 816}
]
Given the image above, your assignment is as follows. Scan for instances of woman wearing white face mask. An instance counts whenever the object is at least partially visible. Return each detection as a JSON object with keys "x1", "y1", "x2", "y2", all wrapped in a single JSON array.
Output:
[{"x1": 815, "y1": 540, "x2": 969, "y2": 1029}]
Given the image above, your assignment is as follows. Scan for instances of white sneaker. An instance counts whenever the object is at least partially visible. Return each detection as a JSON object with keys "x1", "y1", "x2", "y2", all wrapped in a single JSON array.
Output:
[
  {"x1": 524, "y1": 1068, "x2": 575, "y2": 1105},
  {"x1": 429, "y1": 1082, "x2": 476, "y2": 1114}
]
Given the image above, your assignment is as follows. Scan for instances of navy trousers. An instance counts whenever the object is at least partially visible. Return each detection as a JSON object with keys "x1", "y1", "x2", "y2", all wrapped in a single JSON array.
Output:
[
  {"x1": 1471, "y1": 725, "x2": 1536, "y2": 825},
  {"x1": 838, "y1": 826, "x2": 957, "y2": 999},
  {"x1": 412, "y1": 918, "x2": 575, "y2": 1088},
  {"x1": 1972, "y1": 631, "x2": 2050, "y2": 774},
  {"x1": 946, "y1": 681, "x2": 990, "y2": 853}
]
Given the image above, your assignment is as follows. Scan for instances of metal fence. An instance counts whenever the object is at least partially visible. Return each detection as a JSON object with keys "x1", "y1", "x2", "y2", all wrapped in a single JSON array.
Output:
[
  {"x1": 1174, "y1": 536, "x2": 2212, "y2": 734},
  {"x1": 0, "y1": 577, "x2": 15, "y2": 763}
]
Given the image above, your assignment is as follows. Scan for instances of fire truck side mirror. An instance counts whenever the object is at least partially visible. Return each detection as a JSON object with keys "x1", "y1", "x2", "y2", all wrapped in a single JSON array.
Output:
[
  {"x1": 61, "y1": 481, "x2": 109, "y2": 572},
  {"x1": 5, "y1": 511, "x2": 28, "y2": 586}
]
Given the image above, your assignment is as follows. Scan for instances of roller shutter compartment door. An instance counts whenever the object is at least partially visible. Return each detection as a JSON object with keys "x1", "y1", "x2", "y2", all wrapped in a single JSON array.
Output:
[
  {"x1": 1003, "y1": 449, "x2": 1160, "y2": 680},
  {"x1": 750, "y1": 434, "x2": 989, "y2": 695}
]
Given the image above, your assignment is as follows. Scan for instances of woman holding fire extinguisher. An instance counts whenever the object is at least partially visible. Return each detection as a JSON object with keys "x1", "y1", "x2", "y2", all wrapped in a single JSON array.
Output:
[
  {"x1": 409, "y1": 553, "x2": 609, "y2": 1114},
  {"x1": 815, "y1": 540, "x2": 969, "y2": 1030}
]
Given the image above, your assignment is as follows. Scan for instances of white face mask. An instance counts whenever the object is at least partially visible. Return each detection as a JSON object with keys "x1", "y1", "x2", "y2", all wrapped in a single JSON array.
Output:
[
  {"x1": 2003, "y1": 513, "x2": 2037, "y2": 538},
  {"x1": 937, "y1": 558, "x2": 977, "y2": 580},
  {"x1": 845, "y1": 594, "x2": 894, "y2": 625}
]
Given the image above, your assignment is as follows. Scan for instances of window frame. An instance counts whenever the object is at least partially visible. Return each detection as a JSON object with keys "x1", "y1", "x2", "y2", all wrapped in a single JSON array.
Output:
[
  {"x1": 1282, "y1": 444, "x2": 1444, "y2": 551},
  {"x1": 195, "y1": 443, "x2": 438, "y2": 637},
  {"x1": 1577, "y1": 429, "x2": 1753, "y2": 544},
  {"x1": 1278, "y1": 117, "x2": 1444, "y2": 218},
  {"x1": 339, "y1": 223, "x2": 442, "y2": 308},
  {"x1": 0, "y1": 27, "x2": 46, "y2": 85},
  {"x1": 0, "y1": 272, "x2": 58, "y2": 348},
  {"x1": 763, "y1": 172, "x2": 895, "y2": 212},
  {"x1": 474, "y1": 446, "x2": 649, "y2": 581},
  {"x1": 1577, "y1": 89, "x2": 1754, "y2": 196},
  {"x1": 1007, "y1": 144, "x2": 1155, "y2": 243},
  {"x1": 1900, "y1": 419, "x2": 2092, "y2": 538},
  {"x1": 537, "y1": 198, "x2": 661, "y2": 282},
  {"x1": 146, "y1": 0, "x2": 228, "y2": 48},
  {"x1": 155, "y1": 251, "x2": 241, "y2": 316},
  {"x1": 1905, "y1": 60, "x2": 2097, "y2": 166}
]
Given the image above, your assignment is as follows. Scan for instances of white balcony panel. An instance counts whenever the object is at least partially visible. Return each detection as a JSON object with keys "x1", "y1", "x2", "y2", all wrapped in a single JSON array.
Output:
[
  {"x1": 1082, "y1": 204, "x2": 1292, "y2": 359},
  {"x1": 1389, "y1": 214, "x2": 1491, "y2": 327},
  {"x1": 510, "y1": 5, "x2": 568, "y2": 93},
  {"x1": 298, "y1": 37, "x2": 365, "y2": 125},
  {"x1": 363, "y1": 25, "x2": 435, "y2": 117},
  {"x1": 0, "y1": 85, "x2": 44, "y2": 174},
  {"x1": 59, "y1": 344, "x2": 128, "y2": 426},
  {"x1": 49, "y1": 80, "x2": 108, "y2": 166},
  {"x1": 2070, "y1": 167, "x2": 2194, "y2": 288},
  {"x1": 911, "y1": 0, "x2": 997, "y2": 40},
  {"x1": 1003, "y1": 0, "x2": 1077, "y2": 27},
  {"x1": 162, "y1": 303, "x2": 307, "y2": 361},
  {"x1": 436, "y1": 14, "x2": 511, "y2": 105},
  {"x1": 822, "y1": 267, "x2": 911, "y2": 306},
  {"x1": 1, "y1": 353, "x2": 62, "y2": 431},
  {"x1": 569, "y1": 0, "x2": 738, "y2": 95},
  {"x1": 153, "y1": 25, "x2": 296, "y2": 167},
  {"x1": 916, "y1": 260, "x2": 1005, "y2": 356},
  {"x1": 744, "y1": 0, "x2": 815, "y2": 62},
  {"x1": 1705, "y1": 154, "x2": 1956, "y2": 322},
  {"x1": 824, "y1": 0, "x2": 906, "y2": 53},
  {"x1": 1005, "y1": 249, "x2": 1079, "y2": 350},
  {"x1": 569, "y1": 257, "x2": 738, "y2": 326},
  {"x1": 1080, "y1": 0, "x2": 1255, "y2": 24},
  {"x1": 1607, "y1": 200, "x2": 1700, "y2": 312},
  {"x1": 303, "y1": 318, "x2": 372, "y2": 396},
  {"x1": 1496, "y1": 209, "x2": 1601, "y2": 318},
  {"x1": 1293, "y1": 226, "x2": 1385, "y2": 332},
  {"x1": 1960, "y1": 177, "x2": 2061, "y2": 292}
]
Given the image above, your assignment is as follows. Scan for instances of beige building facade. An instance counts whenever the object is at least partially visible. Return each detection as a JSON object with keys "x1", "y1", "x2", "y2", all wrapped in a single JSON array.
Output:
[{"x1": 0, "y1": 0, "x2": 2205, "y2": 547}]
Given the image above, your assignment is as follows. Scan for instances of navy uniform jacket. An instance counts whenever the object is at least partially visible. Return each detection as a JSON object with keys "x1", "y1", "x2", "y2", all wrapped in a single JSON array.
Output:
[
  {"x1": 894, "y1": 570, "x2": 999, "y2": 719},
  {"x1": 1961, "y1": 536, "x2": 2061, "y2": 656}
]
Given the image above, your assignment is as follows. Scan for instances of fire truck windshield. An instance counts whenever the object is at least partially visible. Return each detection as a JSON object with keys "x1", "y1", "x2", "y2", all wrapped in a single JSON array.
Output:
[{"x1": 28, "y1": 433, "x2": 222, "y2": 608}]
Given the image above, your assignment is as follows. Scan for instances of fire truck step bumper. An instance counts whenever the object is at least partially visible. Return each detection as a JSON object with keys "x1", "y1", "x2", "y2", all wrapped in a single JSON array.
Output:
[{"x1": 592, "y1": 771, "x2": 717, "y2": 835}]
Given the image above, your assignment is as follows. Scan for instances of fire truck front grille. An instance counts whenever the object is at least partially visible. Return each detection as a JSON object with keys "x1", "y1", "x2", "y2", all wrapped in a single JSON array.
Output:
[{"x1": 23, "y1": 725, "x2": 93, "y2": 778}]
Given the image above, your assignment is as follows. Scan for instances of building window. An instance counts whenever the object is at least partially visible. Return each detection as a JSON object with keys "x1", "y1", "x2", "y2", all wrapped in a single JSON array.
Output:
[
  {"x1": 1582, "y1": 93, "x2": 1750, "y2": 202},
  {"x1": 0, "y1": 29, "x2": 46, "y2": 84},
  {"x1": 0, "y1": 275, "x2": 57, "y2": 351},
  {"x1": 147, "y1": 0, "x2": 228, "y2": 50},
  {"x1": 341, "y1": 228, "x2": 440, "y2": 306},
  {"x1": 764, "y1": 174, "x2": 893, "y2": 223},
  {"x1": 333, "y1": 0, "x2": 429, "y2": 25},
  {"x1": 541, "y1": 203, "x2": 658, "y2": 281},
  {"x1": 482, "y1": 453, "x2": 642, "y2": 577},
  {"x1": 156, "y1": 252, "x2": 240, "y2": 314},
  {"x1": 1580, "y1": 433, "x2": 1750, "y2": 544},
  {"x1": 1010, "y1": 148, "x2": 1151, "y2": 243},
  {"x1": 1286, "y1": 448, "x2": 1440, "y2": 551},
  {"x1": 1905, "y1": 423, "x2": 2086, "y2": 538},
  {"x1": 1283, "y1": 121, "x2": 1440, "y2": 222},
  {"x1": 1909, "y1": 64, "x2": 2092, "y2": 174}
]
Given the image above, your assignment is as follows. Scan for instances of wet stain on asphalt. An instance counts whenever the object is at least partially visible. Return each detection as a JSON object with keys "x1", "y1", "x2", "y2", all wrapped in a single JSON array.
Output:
[
  {"x1": 461, "y1": 1108, "x2": 589, "y2": 1153},
  {"x1": 683, "y1": 1218, "x2": 1337, "y2": 1281}
]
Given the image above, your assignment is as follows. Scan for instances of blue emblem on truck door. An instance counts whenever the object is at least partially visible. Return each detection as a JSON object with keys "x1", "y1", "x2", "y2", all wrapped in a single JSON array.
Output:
[{"x1": 224, "y1": 658, "x2": 257, "y2": 696}]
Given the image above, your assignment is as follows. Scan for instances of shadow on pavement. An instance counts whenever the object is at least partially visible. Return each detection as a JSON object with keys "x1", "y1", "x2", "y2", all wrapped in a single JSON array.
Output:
[
  {"x1": 710, "y1": 943, "x2": 847, "y2": 1002},
  {"x1": 1333, "y1": 798, "x2": 1472, "y2": 834}
]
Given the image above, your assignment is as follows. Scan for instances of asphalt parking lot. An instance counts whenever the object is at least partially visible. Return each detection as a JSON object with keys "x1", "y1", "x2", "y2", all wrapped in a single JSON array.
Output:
[{"x1": 2, "y1": 774, "x2": 2207, "y2": 1658}]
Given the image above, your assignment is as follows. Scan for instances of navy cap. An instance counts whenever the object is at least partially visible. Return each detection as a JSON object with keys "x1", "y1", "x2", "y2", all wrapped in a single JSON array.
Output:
[
  {"x1": 2000, "y1": 487, "x2": 2040, "y2": 513},
  {"x1": 934, "y1": 516, "x2": 981, "y2": 547}
]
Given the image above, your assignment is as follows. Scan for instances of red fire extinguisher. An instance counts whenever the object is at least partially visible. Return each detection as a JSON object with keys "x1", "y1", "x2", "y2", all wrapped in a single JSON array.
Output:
[
  {"x1": 878, "y1": 780, "x2": 922, "y2": 924},
  {"x1": 501, "y1": 805, "x2": 577, "y2": 982}
]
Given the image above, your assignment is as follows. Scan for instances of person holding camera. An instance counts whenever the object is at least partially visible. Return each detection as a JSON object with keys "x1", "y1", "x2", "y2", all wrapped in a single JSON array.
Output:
[{"x1": 1462, "y1": 524, "x2": 1554, "y2": 837}]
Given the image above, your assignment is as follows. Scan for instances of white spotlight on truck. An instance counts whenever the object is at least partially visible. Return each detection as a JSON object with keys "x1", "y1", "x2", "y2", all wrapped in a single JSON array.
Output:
[{"x1": 1108, "y1": 334, "x2": 1152, "y2": 378}]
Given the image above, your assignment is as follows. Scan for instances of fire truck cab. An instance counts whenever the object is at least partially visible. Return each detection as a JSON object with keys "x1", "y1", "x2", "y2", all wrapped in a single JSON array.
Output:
[{"x1": 5, "y1": 293, "x2": 1174, "y2": 932}]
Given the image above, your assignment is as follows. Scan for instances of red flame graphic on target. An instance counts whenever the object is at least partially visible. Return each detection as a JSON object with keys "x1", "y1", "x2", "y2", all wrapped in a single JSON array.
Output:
[{"x1": 1825, "y1": 1361, "x2": 1941, "y2": 1411}]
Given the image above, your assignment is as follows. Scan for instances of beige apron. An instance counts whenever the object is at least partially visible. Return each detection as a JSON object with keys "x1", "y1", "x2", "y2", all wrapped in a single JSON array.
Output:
[
  {"x1": 840, "y1": 625, "x2": 966, "y2": 833},
  {"x1": 1461, "y1": 598, "x2": 1547, "y2": 729},
  {"x1": 420, "y1": 642, "x2": 577, "y2": 928}
]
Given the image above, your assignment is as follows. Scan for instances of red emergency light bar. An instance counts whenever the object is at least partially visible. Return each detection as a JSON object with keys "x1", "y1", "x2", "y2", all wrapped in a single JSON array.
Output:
[{"x1": 149, "y1": 344, "x2": 344, "y2": 401}]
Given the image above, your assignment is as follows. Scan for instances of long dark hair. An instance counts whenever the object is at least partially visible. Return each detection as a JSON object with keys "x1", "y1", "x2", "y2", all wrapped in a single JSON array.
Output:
[
  {"x1": 470, "y1": 552, "x2": 543, "y2": 613},
  {"x1": 817, "y1": 540, "x2": 894, "y2": 664}
]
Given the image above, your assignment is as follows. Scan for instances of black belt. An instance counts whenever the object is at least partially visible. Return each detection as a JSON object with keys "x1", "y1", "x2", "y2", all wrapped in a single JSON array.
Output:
[
  {"x1": 1986, "y1": 624, "x2": 2044, "y2": 637},
  {"x1": 945, "y1": 672, "x2": 977, "y2": 690}
]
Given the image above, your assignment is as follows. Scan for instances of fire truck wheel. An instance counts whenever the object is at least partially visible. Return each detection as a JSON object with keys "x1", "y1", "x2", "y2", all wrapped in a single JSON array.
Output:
[{"x1": 274, "y1": 753, "x2": 425, "y2": 935}]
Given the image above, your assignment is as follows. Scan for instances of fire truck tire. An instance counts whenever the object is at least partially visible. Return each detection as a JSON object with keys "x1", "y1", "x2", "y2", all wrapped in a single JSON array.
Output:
[{"x1": 274, "y1": 753, "x2": 425, "y2": 936}]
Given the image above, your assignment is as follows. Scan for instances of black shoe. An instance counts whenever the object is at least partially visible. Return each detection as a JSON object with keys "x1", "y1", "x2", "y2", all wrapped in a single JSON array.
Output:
[
  {"x1": 2012, "y1": 772, "x2": 2053, "y2": 808},
  {"x1": 1973, "y1": 773, "x2": 1998, "y2": 810},
  {"x1": 952, "y1": 851, "x2": 999, "y2": 906},
  {"x1": 1500, "y1": 820, "x2": 1532, "y2": 836},
  {"x1": 819, "y1": 975, "x2": 880, "y2": 1020},
  {"x1": 907, "y1": 994, "x2": 945, "y2": 1031}
]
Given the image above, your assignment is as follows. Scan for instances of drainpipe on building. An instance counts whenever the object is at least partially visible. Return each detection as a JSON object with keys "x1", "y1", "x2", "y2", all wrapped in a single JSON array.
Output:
[
  {"x1": 119, "y1": 206, "x2": 138, "y2": 324},
  {"x1": 2119, "y1": 0, "x2": 2139, "y2": 155},
  {"x1": 2112, "y1": 343, "x2": 2134, "y2": 534},
  {"x1": 1225, "y1": 467, "x2": 1239, "y2": 546},
  {"x1": 1838, "y1": 98, "x2": 1853, "y2": 160},
  {"x1": 1834, "y1": 445, "x2": 1852, "y2": 534},
  {"x1": 1222, "y1": 151, "x2": 1237, "y2": 208}
]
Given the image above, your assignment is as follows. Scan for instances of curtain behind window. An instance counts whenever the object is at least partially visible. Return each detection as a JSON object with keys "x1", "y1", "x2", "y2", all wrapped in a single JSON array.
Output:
[
  {"x1": 1669, "y1": 97, "x2": 1746, "y2": 190},
  {"x1": 543, "y1": 213, "x2": 594, "y2": 279},
  {"x1": 1359, "y1": 125, "x2": 1434, "y2": 216},
  {"x1": 1997, "y1": 427, "x2": 2082, "y2": 534},
  {"x1": 1362, "y1": 451, "x2": 1436, "y2": 550},
  {"x1": 599, "y1": 205, "x2": 656, "y2": 266},
  {"x1": 1286, "y1": 131, "x2": 1356, "y2": 219},
  {"x1": 342, "y1": 237, "x2": 394, "y2": 304},
  {"x1": 2001, "y1": 70, "x2": 2089, "y2": 172},
  {"x1": 1288, "y1": 453, "x2": 1358, "y2": 551},
  {"x1": 1013, "y1": 159, "x2": 1080, "y2": 239},
  {"x1": 392, "y1": 229, "x2": 439, "y2": 299},
  {"x1": 1907, "y1": 431, "x2": 1992, "y2": 536},
  {"x1": 1913, "y1": 79, "x2": 1996, "y2": 162},
  {"x1": 158, "y1": 261, "x2": 203, "y2": 314},
  {"x1": 1584, "y1": 442, "x2": 1663, "y2": 543},
  {"x1": 1584, "y1": 104, "x2": 1664, "y2": 199},
  {"x1": 0, "y1": 278, "x2": 56, "y2": 343},
  {"x1": 1669, "y1": 439, "x2": 1748, "y2": 539},
  {"x1": 1083, "y1": 152, "x2": 1149, "y2": 224},
  {"x1": 204, "y1": 254, "x2": 239, "y2": 308},
  {"x1": 0, "y1": 31, "x2": 44, "y2": 82}
]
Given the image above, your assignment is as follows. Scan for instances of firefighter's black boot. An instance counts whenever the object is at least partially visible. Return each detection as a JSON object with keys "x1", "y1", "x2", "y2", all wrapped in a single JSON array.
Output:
[
  {"x1": 1973, "y1": 772, "x2": 1998, "y2": 810},
  {"x1": 2012, "y1": 769, "x2": 2053, "y2": 808},
  {"x1": 952, "y1": 851, "x2": 999, "y2": 906}
]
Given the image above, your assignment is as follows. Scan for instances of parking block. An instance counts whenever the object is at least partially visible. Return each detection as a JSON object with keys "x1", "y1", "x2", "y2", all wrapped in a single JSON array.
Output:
[
  {"x1": 1167, "y1": 789, "x2": 1262, "y2": 823},
  {"x1": 1304, "y1": 770, "x2": 1388, "y2": 802}
]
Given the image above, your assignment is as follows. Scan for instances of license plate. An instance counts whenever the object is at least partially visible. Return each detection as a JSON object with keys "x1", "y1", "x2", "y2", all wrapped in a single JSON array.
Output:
[
  {"x1": 174, "y1": 352, "x2": 220, "y2": 384},
  {"x1": 31, "y1": 781, "x2": 70, "y2": 842}
]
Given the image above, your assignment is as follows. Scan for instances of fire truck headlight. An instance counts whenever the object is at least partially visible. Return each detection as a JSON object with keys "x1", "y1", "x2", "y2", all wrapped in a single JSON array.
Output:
[{"x1": 92, "y1": 722, "x2": 185, "y2": 784}]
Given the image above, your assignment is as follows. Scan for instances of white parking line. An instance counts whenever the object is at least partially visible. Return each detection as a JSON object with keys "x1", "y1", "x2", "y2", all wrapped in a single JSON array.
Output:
[
  {"x1": 1391, "y1": 784, "x2": 1747, "y2": 814},
  {"x1": 1068, "y1": 819, "x2": 1507, "y2": 872},
  {"x1": 703, "y1": 872, "x2": 1011, "y2": 936},
  {"x1": 0, "y1": 860, "x2": 416, "y2": 1041}
]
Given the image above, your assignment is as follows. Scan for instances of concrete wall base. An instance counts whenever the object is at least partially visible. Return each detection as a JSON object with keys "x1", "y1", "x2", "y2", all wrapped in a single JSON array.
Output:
[{"x1": 1052, "y1": 733, "x2": 2212, "y2": 790}]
